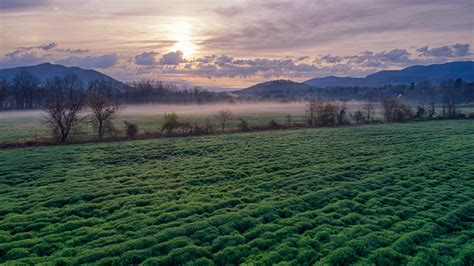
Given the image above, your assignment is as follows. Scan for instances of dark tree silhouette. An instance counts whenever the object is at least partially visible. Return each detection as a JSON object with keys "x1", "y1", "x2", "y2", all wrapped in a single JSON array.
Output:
[
  {"x1": 0, "y1": 80, "x2": 8, "y2": 109},
  {"x1": 88, "y1": 90, "x2": 123, "y2": 141},
  {"x1": 12, "y1": 70, "x2": 40, "y2": 109},
  {"x1": 215, "y1": 109, "x2": 232, "y2": 132},
  {"x1": 43, "y1": 75, "x2": 86, "y2": 143}
]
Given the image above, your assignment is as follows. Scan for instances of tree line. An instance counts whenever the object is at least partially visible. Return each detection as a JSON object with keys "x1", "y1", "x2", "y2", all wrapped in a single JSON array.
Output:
[
  {"x1": 0, "y1": 70, "x2": 231, "y2": 110},
  {"x1": 241, "y1": 79, "x2": 474, "y2": 107}
]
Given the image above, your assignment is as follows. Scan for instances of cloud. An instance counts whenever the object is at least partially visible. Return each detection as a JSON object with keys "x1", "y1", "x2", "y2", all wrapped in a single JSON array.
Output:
[
  {"x1": 56, "y1": 48, "x2": 89, "y2": 54},
  {"x1": 0, "y1": 51, "x2": 45, "y2": 68},
  {"x1": 159, "y1": 51, "x2": 186, "y2": 65},
  {"x1": 319, "y1": 55, "x2": 342, "y2": 64},
  {"x1": 135, "y1": 51, "x2": 159, "y2": 65},
  {"x1": 39, "y1": 42, "x2": 57, "y2": 51},
  {"x1": 120, "y1": 41, "x2": 474, "y2": 84},
  {"x1": 417, "y1": 43, "x2": 471, "y2": 57},
  {"x1": 57, "y1": 54, "x2": 118, "y2": 69},
  {"x1": 201, "y1": 0, "x2": 473, "y2": 55},
  {"x1": 0, "y1": 0, "x2": 50, "y2": 10},
  {"x1": 4, "y1": 43, "x2": 87, "y2": 59}
]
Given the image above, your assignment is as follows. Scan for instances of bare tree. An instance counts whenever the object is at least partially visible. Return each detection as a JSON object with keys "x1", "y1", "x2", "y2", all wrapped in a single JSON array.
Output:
[
  {"x1": 0, "y1": 80, "x2": 8, "y2": 109},
  {"x1": 306, "y1": 97, "x2": 317, "y2": 126},
  {"x1": 427, "y1": 101, "x2": 436, "y2": 118},
  {"x1": 362, "y1": 101, "x2": 375, "y2": 122},
  {"x1": 12, "y1": 70, "x2": 40, "y2": 109},
  {"x1": 306, "y1": 98, "x2": 338, "y2": 127},
  {"x1": 286, "y1": 114, "x2": 292, "y2": 127},
  {"x1": 336, "y1": 102, "x2": 347, "y2": 125},
  {"x1": 88, "y1": 90, "x2": 123, "y2": 141},
  {"x1": 43, "y1": 75, "x2": 85, "y2": 143},
  {"x1": 382, "y1": 96, "x2": 412, "y2": 123},
  {"x1": 215, "y1": 109, "x2": 232, "y2": 132},
  {"x1": 352, "y1": 110, "x2": 365, "y2": 124}
]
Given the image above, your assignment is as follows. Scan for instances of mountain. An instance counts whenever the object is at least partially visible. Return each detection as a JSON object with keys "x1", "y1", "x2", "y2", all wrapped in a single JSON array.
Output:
[
  {"x1": 235, "y1": 79, "x2": 313, "y2": 99},
  {"x1": 0, "y1": 63, "x2": 126, "y2": 88},
  {"x1": 304, "y1": 61, "x2": 474, "y2": 87}
]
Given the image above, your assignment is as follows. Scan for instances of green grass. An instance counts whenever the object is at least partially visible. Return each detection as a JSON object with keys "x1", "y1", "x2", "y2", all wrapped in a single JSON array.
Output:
[
  {"x1": 0, "y1": 120, "x2": 473, "y2": 265},
  {"x1": 0, "y1": 113, "x2": 307, "y2": 143}
]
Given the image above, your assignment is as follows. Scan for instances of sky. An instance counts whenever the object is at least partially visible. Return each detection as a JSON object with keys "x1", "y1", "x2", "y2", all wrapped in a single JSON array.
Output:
[{"x1": 0, "y1": 0, "x2": 473, "y2": 89}]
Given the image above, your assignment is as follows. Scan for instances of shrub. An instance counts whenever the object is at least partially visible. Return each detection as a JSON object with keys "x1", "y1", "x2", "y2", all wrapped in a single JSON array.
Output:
[
  {"x1": 265, "y1": 120, "x2": 282, "y2": 130},
  {"x1": 161, "y1": 112, "x2": 180, "y2": 135},
  {"x1": 238, "y1": 118, "x2": 250, "y2": 132},
  {"x1": 124, "y1": 121, "x2": 138, "y2": 139}
]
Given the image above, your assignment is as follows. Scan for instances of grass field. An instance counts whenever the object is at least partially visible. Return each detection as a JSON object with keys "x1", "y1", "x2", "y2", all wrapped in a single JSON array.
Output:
[
  {"x1": 0, "y1": 103, "x2": 311, "y2": 143},
  {"x1": 0, "y1": 120, "x2": 473, "y2": 265},
  {"x1": 1, "y1": 103, "x2": 472, "y2": 144}
]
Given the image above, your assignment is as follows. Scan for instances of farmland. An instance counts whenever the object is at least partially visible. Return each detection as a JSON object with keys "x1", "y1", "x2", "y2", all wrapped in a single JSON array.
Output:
[{"x1": 0, "y1": 120, "x2": 473, "y2": 265}]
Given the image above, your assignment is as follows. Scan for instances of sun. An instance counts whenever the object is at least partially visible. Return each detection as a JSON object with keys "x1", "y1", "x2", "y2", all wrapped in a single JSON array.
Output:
[
  {"x1": 174, "y1": 41, "x2": 197, "y2": 57},
  {"x1": 169, "y1": 21, "x2": 197, "y2": 57}
]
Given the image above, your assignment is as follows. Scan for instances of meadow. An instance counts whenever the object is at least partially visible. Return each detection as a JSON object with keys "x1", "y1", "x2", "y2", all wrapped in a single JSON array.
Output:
[
  {"x1": 0, "y1": 103, "x2": 305, "y2": 143},
  {"x1": 0, "y1": 120, "x2": 473, "y2": 265}
]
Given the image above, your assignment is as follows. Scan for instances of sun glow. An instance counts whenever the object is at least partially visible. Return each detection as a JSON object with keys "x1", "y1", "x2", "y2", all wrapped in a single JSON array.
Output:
[
  {"x1": 169, "y1": 21, "x2": 197, "y2": 57},
  {"x1": 174, "y1": 41, "x2": 196, "y2": 57}
]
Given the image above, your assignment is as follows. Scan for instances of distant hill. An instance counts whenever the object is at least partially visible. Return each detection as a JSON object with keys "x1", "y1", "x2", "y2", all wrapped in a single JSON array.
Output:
[
  {"x1": 304, "y1": 61, "x2": 474, "y2": 87},
  {"x1": 0, "y1": 63, "x2": 126, "y2": 88},
  {"x1": 235, "y1": 80, "x2": 314, "y2": 99}
]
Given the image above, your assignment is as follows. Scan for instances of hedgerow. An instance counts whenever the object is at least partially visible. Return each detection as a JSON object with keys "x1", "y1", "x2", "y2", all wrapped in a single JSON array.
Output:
[{"x1": 0, "y1": 120, "x2": 472, "y2": 264}]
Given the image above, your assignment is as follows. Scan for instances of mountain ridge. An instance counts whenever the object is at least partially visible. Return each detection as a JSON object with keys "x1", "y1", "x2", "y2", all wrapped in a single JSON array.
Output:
[
  {"x1": 304, "y1": 61, "x2": 474, "y2": 87},
  {"x1": 0, "y1": 63, "x2": 126, "y2": 88}
]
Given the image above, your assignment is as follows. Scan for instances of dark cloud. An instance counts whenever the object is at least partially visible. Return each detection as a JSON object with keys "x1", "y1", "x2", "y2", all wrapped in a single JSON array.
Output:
[
  {"x1": 417, "y1": 43, "x2": 471, "y2": 57},
  {"x1": 318, "y1": 55, "x2": 342, "y2": 64},
  {"x1": 56, "y1": 48, "x2": 89, "y2": 54},
  {"x1": 0, "y1": 52, "x2": 45, "y2": 68},
  {"x1": 4, "y1": 43, "x2": 87, "y2": 59},
  {"x1": 159, "y1": 51, "x2": 186, "y2": 65},
  {"x1": 39, "y1": 42, "x2": 57, "y2": 51},
  {"x1": 135, "y1": 51, "x2": 159, "y2": 65},
  {"x1": 57, "y1": 54, "x2": 118, "y2": 69},
  {"x1": 0, "y1": 0, "x2": 49, "y2": 10}
]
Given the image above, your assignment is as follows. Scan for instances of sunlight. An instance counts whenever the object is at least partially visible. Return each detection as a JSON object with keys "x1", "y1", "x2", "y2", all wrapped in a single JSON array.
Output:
[
  {"x1": 174, "y1": 41, "x2": 196, "y2": 57},
  {"x1": 169, "y1": 21, "x2": 197, "y2": 57}
]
